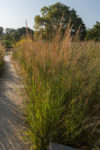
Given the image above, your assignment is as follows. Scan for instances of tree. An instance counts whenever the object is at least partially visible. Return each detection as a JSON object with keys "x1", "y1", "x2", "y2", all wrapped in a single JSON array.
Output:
[
  {"x1": 86, "y1": 22, "x2": 100, "y2": 41},
  {"x1": 18, "y1": 27, "x2": 34, "y2": 36},
  {"x1": 0, "y1": 27, "x2": 3, "y2": 34},
  {"x1": 5, "y1": 28, "x2": 15, "y2": 34},
  {"x1": 0, "y1": 27, "x2": 3, "y2": 38},
  {"x1": 34, "y1": 2, "x2": 86, "y2": 40},
  {"x1": 2, "y1": 27, "x2": 34, "y2": 48}
]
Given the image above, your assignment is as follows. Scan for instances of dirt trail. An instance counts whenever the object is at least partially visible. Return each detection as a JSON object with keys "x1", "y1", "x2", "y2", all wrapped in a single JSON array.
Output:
[{"x1": 0, "y1": 54, "x2": 28, "y2": 150}]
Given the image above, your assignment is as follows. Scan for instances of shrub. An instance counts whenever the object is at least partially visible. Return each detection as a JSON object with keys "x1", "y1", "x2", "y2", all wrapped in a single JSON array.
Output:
[{"x1": 3, "y1": 40, "x2": 13, "y2": 48}]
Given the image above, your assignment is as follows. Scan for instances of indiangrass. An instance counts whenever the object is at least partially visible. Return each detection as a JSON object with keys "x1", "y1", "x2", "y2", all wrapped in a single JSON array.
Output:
[
  {"x1": 0, "y1": 44, "x2": 5, "y2": 75},
  {"x1": 13, "y1": 29, "x2": 100, "y2": 150}
]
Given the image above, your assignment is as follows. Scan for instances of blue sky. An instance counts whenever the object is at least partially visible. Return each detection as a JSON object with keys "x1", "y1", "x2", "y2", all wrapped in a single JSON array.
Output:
[{"x1": 0, "y1": 0, "x2": 100, "y2": 29}]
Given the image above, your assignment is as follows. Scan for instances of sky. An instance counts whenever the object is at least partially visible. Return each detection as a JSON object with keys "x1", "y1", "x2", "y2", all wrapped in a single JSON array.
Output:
[{"x1": 0, "y1": 0, "x2": 100, "y2": 30}]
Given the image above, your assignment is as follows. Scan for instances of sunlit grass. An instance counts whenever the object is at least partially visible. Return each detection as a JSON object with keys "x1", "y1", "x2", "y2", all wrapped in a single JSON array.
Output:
[{"x1": 13, "y1": 30, "x2": 100, "y2": 150}]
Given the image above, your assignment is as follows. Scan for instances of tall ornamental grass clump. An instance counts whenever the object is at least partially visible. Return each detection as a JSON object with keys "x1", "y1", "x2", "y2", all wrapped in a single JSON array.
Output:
[
  {"x1": 14, "y1": 29, "x2": 100, "y2": 150},
  {"x1": 0, "y1": 44, "x2": 5, "y2": 75}
]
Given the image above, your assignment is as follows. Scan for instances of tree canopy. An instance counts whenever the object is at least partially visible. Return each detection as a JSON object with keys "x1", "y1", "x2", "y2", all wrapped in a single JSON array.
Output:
[
  {"x1": 86, "y1": 22, "x2": 100, "y2": 41},
  {"x1": 34, "y1": 2, "x2": 86, "y2": 40}
]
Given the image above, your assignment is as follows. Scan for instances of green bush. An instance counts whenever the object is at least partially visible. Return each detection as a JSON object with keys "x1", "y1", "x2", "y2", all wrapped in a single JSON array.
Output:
[{"x1": 3, "y1": 40, "x2": 13, "y2": 48}]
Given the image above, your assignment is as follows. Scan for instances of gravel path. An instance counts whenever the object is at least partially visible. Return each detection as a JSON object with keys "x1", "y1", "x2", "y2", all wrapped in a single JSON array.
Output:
[{"x1": 0, "y1": 54, "x2": 28, "y2": 150}]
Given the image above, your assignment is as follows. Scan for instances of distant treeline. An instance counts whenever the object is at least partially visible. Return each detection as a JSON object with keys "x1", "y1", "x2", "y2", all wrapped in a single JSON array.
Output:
[
  {"x1": 0, "y1": 27, "x2": 34, "y2": 48},
  {"x1": 0, "y1": 2, "x2": 100, "y2": 48}
]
